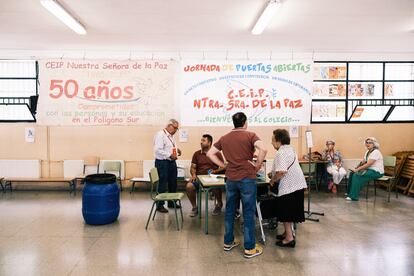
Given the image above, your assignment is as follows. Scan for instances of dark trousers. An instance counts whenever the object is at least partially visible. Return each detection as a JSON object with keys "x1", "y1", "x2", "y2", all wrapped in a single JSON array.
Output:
[{"x1": 155, "y1": 159, "x2": 177, "y2": 207}]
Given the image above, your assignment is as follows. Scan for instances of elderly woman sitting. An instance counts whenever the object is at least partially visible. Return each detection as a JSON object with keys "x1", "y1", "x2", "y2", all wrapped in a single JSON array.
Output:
[
  {"x1": 346, "y1": 137, "x2": 384, "y2": 201},
  {"x1": 321, "y1": 140, "x2": 346, "y2": 193}
]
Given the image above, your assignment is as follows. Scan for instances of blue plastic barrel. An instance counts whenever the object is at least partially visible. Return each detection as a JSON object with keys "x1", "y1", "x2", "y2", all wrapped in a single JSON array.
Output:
[{"x1": 82, "y1": 173, "x2": 120, "y2": 225}]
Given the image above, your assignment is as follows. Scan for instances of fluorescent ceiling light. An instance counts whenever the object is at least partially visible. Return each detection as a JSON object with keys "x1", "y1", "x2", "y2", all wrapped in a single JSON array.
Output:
[
  {"x1": 40, "y1": 0, "x2": 86, "y2": 35},
  {"x1": 252, "y1": 0, "x2": 281, "y2": 35}
]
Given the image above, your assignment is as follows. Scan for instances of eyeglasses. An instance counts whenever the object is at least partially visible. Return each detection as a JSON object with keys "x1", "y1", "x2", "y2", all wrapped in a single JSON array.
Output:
[
  {"x1": 170, "y1": 124, "x2": 179, "y2": 130},
  {"x1": 365, "y1": 141, "x2": 373, "y2": 144}
]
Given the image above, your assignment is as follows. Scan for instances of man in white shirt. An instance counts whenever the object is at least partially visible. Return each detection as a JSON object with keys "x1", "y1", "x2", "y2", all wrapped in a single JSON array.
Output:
[{"x1": 153, "y1": 119, "x2": 182, "y2": 213}]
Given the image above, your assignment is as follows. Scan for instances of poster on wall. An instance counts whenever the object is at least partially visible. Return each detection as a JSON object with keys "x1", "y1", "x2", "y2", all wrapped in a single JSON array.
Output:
[
  {"x1": 37, "y1": 59, "x2": 176, "y2": 126},
  {"x1": 313, "y1": 63, "x2": 347, "y2": 80},
  {"x1": 179, "y1": 60, "x2": 312, "y2": 126},
  {"x1": 312, "y1": 82, "x2": 346, "y2": 98},
  {"x1": 25, "y1": 127, "x2": 35, "y2": 143},
  {"x1": 311, "y1": 102, "x2": 346, "y2": 122}
]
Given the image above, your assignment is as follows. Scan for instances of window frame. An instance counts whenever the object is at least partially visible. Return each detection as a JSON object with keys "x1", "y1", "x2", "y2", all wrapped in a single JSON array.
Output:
[
  {"x1": 312, "y1": 61, "x2": 414, "y2": 124},
  {"x1": 0, "y1": 61, "x2": 38, "y2": 122}
]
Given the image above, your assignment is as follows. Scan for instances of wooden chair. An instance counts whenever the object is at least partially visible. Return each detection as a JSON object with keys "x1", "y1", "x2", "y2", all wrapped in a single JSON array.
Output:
[
  {"x1": 83, "y1": 156, "x2": 99, "y2": 175},
  {"x1": 408, "y1": 178, "x2": 414, "y2": 196},
  {"x1": 145, "y1": 168, "x2": 184, "y2": 231},
  {"x1": 396, "y1": 155, "x2": 414, "y2": 195}
]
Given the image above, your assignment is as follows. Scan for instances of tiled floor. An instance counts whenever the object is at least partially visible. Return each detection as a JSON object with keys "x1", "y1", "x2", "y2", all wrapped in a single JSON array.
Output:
[{"x1": 0, "y1": 188, "x2": 413, "y2": 276}]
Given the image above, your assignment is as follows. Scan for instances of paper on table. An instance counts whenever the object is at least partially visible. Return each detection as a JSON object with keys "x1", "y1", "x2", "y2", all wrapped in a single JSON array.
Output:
[{"x1": 200, "y1": 175, "x2": 222, "y2": 183}]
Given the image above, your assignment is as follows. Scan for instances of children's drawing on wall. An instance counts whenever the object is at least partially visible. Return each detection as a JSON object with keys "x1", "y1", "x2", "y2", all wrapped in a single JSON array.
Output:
[
  {"x1": 385, "y1": 84, "x2": 393, "y2": 97},
  {"x1": 349, "y1": 83, "x2": 377, "y2": 98}
]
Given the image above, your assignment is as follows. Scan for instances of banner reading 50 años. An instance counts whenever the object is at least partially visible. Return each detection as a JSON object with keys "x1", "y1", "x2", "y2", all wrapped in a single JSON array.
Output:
[
  {"x1": 180, "y1": 60, "x2": 312, "y2": 126},
  {"x1": 37, "y1": 59, "x2": 176, "y2": 126}
]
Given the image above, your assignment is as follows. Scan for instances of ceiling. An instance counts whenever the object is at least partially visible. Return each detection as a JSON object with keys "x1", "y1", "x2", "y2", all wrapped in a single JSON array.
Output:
[{"x1": 0, "y1": 0, "x2": 413, "y2": 57}]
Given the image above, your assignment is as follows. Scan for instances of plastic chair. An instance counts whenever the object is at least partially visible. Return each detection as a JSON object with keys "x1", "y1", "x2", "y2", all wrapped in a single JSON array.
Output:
[
  {"x1": 103, "y1": 161, "x2": 123, "y2": 191},
  {"x1": 300, "y1": 163, "x2": 318, "y2": 192},
  {"x1": 145, "y1": 168, "x2": 184, "y2": 231},
  {"x1": 374, "y1": 156, "x2": 397, "y2": 202}
]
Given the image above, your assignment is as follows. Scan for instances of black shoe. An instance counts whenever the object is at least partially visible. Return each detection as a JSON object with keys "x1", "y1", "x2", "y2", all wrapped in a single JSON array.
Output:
[
  {"x1": 167, "y1": 203, "x2": 181, "y2": 209},
  {"x1": 276, "y1": 234, "x2": 286, "y2": 240},
  {"x1": 156, "y1": 206, "x2": 169, "y2": 213},
  {"x1": 276, "y1": 232, "x2": 296, "y2": 240},
  {"x1": 275, "y1": 239, "x2": 296, "y2": 248}
]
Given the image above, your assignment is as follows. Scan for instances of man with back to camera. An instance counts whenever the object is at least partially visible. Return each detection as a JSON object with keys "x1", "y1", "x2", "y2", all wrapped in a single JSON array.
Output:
[
  {"x1": 153, "y1": 119, "x2": 182, "y2": 213},
  {"x1": 207, "y1": 112, "x2": 267, "y2": 259},
  {"x1": 186, "y1": 134, "x2": 225, "y2": 217}
]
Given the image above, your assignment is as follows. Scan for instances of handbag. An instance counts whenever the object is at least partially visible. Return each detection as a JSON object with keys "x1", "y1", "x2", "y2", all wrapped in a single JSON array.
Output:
[
  {"x1": 269, "y1": 156, "x2": 296, "y2": 195},
  {"x1": 356, "y1": 170, "x2": 367, "y2": 176},
  {"x1": 354, "y1": 150, "x2": 373, "y2": 176}
]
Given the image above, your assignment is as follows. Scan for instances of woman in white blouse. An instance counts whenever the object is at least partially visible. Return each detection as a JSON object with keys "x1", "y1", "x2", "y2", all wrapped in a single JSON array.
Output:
[
  {"x1": 346, "y1": 137, "x2": 384, "y2": 201},
  {"x1": 269, "y1": 129, "x2": 307, "y2": 248}
]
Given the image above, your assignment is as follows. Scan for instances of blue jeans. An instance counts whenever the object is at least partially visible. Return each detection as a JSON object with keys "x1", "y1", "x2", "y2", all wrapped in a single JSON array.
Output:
[
  {"x1": 224, "y1": 178, "x2": 257, "y2": 250},
  {"x1": 155, "y1": 159, "x2": 177, "y2": 207}
]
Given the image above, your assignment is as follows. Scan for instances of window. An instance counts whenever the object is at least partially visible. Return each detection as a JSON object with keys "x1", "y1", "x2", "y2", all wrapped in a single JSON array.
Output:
[
  {"x1": 0, "y1": 60, "x2": 38, "y2": 122},
  {"x1": 312, "y1": 61, "x2": 414, "y2": 123}
]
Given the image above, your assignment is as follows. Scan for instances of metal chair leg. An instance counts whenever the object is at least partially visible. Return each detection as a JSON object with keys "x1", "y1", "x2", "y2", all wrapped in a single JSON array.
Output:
[
  {"x1": 5, "y1": 181, "x2": 11, "y2": 192},
  {"x1": 69, "y1": 180, "x2": 77, "y2": 196},
  {"x1": 130, "y1": 182, "x2": 135, "y2": 194},
  {"x1": 387, "y1": 180, "x2": 391, "y2": 203},
  {"x1": 173, "y1": 201, "x2": 180, "y2": 231},
  {"x1": 119, "y1": 178, "x2": 123, "y2": 192},
  {"x1": 256, "y1": 201, "x2": 266, "y2": 244},
  {"x1": 146, "y1": 202, "x2": 156, "y2": 230},
  {"x1": 393, "y1": 179, "x2": 398, "y2": 199},
  {"x1": 152, "y1": 206, "x2": 158, "y2": 220},
  {"x1": 179, "y1": 200, "x2": 184, "y2": 222}
]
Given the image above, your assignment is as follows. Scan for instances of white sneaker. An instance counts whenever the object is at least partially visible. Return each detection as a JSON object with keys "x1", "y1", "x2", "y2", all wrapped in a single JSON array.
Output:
[
  {"x1": 235, "y1": 209, "x2": 241, "y2": 219},
  {"x1": 345, "y1": 197, "x2": 352, "y2": 201},
  {"x1": 189, "y1": 207, "x2": 198, "y2": 217}
]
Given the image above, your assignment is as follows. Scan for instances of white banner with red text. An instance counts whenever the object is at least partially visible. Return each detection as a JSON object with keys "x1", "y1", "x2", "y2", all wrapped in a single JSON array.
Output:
[
  {"x1": 180, "y1": 60, "x2": 312, "y2": 126},
  {"x1": 37, "y1": 59, "x2": 176, "y2": 126}
]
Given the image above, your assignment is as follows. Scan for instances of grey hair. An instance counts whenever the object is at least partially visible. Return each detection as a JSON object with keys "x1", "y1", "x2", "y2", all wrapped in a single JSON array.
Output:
[
  {"x1": 167, "y1": 119, "x2": 179, "y2": 126},
  {"x1": 326, "y1": 139, "x2": 335, "y2": 145},
  {"x1": 365, "y1": 137, "x2": 380, "y2": 149}
]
